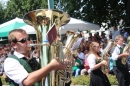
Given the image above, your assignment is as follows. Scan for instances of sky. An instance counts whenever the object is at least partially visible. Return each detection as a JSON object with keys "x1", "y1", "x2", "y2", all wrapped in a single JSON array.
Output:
[
  {"x1": 0, "y1": 0, "x2": 8, "y2": 2},
  {"x1": 0, "y1": 0, "x2": 9, "y2": 8},
  {"x1": 0, "y1": 0, "x2": 9, "y2": 4}
]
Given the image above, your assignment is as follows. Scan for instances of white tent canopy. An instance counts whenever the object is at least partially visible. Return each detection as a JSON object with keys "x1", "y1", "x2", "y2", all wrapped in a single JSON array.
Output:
[
  {"x1": 59, "y1": 17, "x2": 100, "y2": 34},
  {"x1": 3, "y1": 17, "x2": 99, "y2": 35},
  {"x1": 20, "y1": 25, "x2": 36, "y2": 34}
]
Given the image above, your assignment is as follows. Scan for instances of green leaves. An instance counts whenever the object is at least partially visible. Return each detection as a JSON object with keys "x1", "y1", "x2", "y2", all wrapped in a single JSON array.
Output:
[
  {"x1": 0, "y1": 0, "x2": 130, "y2": 27},
  {"x1": 0, "y1": 0, "x2": 48, "y2": 24},
  {"x1": 54, "y1": 0, "x2": 130, "y2": 27}
]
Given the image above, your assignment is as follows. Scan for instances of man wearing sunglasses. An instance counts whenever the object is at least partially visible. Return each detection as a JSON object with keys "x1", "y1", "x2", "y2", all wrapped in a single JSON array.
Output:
[{"x1": 4, "y1": 29, "x2": 66, "y2": 86}]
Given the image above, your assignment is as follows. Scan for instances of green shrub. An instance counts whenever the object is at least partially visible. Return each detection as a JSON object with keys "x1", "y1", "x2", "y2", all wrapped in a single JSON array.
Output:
[
  {"x1": 1, "y1": 74, "x2": 118, "y2": 85},
  {"x1": 107, "y1": 75, "x2": 118, "y2": 85},
  {"x1": 71, "y1": 75, "x2": 90, "y2": 85},
  {"x1": 71, "y1": 74, "x2": 118, "y2": 85}
]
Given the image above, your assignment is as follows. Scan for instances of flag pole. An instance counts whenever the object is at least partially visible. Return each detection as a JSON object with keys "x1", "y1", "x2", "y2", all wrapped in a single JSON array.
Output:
[{"x1": 48, "y1": 0, "x2": 54, "y2": 9}]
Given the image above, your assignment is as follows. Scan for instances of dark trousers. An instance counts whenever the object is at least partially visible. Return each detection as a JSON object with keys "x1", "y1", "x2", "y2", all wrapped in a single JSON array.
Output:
[
  {"x1": 0, "y1": 78, "x2": 2, "y2": 86},
  {"x1": 113, "y1": 67, "x2": 130, "y2": 86},
  {"x1": 65, "y1": 81, "x2": 71, "y2": 86}
]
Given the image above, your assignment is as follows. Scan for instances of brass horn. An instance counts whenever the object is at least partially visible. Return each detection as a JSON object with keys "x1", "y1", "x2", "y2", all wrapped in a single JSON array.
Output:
[{"x1": 23, "y1": 9, "x2": 70, "y2": 86}]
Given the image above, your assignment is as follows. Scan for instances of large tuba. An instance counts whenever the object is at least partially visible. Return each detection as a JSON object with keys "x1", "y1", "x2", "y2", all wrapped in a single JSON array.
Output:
[
  {"x1": 101, "y1": 39, "x2": 116, "y2": 74},
  {"x1": 23, "y1": 9, "x2": 71, "y2": 86},
  {"x1": 121, "y1": 43, "x2": 130, "y2": 65}
]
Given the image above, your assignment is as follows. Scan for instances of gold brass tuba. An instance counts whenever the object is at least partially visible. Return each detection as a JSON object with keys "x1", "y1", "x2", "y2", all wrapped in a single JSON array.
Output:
[
  {"x1": 23, "y1": 9, "x2": 70, "y2": 86},
  {"x1": 121, "y1": 44, "x2": 130, "y2": 65},
  {"x1": 101, "y1": 39, "x2": 116, "y2": 74},
  {"x1": 55, "y1": 30, "x2": 80, "y2": 85}
]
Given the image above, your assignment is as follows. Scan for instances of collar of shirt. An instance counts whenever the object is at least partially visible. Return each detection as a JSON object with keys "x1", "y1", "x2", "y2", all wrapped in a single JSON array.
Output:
[
  {"x1": 13, "y1": 51, "x2": 25, "y2": 59},
  {"x1": 117, "y1": 44, "x2": 123, "y2": 48}
]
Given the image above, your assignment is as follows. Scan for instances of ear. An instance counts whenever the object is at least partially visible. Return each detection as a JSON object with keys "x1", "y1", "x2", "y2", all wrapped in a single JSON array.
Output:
[{"x1": 10, "y1": 42, "x2": 16, "y2": 48}]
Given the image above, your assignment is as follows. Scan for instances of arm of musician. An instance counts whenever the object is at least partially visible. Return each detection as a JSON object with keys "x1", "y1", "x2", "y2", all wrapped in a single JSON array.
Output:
[
  {"x1": 22, "y1": 58, "x2": 66, "y2": 86},
  {"x1": 112, "y1": 47, "x2": 120, "y2": 60},
  {"x1": 117, "y1": 52, "x2": 129, "y2": 59},
  {"x1": 92, "y1": 60, "x2": 108, "y2": 71},
  {"x1": 112, "y1": 47, "x2": 129, "y2": 60},
  {"x1": 87, "y1": 54, "x2": 101, "y2": 71},
  {"x1": 87, "y1": 54, "x2": 107, "y2": 71}
]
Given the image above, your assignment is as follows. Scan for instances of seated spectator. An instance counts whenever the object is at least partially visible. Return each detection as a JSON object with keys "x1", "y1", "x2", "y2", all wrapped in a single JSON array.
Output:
[
  {"x1": 80, "y1": 59, "x2": 90, "y2": 75},
  {"x1": 88, "y1": 33, "x2": 94, "y2": 42},
  {"x1": 72, "y1": 55, "x2": 82, "y2": 77},
  {"x1": 80, "y1": 49, "x2": 90, "y2": 75},
  {"x1": 77, "y1": 48, "x2": 85, "y2": 64}
]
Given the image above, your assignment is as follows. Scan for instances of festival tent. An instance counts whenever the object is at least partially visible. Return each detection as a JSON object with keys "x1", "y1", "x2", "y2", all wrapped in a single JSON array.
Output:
[
  {"x1": 0, "y1": 17, "x2": 100, "y2": 37},
  {"x1": 20, "y1": 25, "x2": 36, "y2": 34},
  {"x1": 59, "y1": 17, "x2": 100, "y2": 34},
  {"x1": 20, "y1": 18, "x2": 100, "y2": 35},
  {"x1": 0, "y1": 17, "x2": 36, "y2": 37}
]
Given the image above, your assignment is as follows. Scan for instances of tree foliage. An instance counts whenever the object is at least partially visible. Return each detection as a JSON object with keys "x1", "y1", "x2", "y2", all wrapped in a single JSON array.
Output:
[
  {"x1": 0, "y1": 2, "x2": 4, "y2": 24},
  {"x1": 55, "y1": 0, "x2": 130, "y2": 27},
  {"x1": 0, "y1": 0, "x2": 48, "y2": 23},
  {"x1": 0, "y1": 0, "x2": 130, "y2": 28}
]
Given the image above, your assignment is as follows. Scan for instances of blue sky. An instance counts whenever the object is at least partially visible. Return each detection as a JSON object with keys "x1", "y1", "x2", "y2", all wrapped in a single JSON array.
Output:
[
  {"x1": 0, "y1": 0, "x2": 9, "y2": 7},
  {"x1": 0, "y1": 0, "x2": 9, "y2": 3}
]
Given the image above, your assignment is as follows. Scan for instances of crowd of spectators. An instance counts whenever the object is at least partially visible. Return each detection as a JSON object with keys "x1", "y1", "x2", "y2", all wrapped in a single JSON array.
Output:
[{"x1": 71, "y1": 26, "x2": 130, "y2": 77}]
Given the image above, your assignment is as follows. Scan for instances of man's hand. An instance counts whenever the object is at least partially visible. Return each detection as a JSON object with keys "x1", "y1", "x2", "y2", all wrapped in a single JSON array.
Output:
[
  {"x1": 49, "y1": 58, "x2": 66, "y2": 70},
  {"x1": 123, "y1": 52, "x2": 130, "y2": 57}
]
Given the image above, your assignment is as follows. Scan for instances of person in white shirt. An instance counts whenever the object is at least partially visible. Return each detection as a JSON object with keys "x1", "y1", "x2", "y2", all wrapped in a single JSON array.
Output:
[
  {"x1": 112, "y1": 35, "x2": 130, "y2": 86},
  {"x1": 87, "y1": 42, "x2": 111, "y2": 86},
  {"x1": 4, "y1": 29, "x2": 66, "y2": 86}
]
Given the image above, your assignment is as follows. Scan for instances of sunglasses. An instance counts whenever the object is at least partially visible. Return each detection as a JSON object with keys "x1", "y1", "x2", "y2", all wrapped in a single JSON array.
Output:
[{"x1": 13, "y1": 37, "x2": 30, "y2": 44}]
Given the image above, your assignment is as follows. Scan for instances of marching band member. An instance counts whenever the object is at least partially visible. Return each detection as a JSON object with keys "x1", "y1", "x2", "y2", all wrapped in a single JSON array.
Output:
[
  {"x1": 4, "y1": 29, "x2": 66, "y2": 86},
  {"x1": 112, "y1": 35, "x2": 130, "y2": 86},
  {"x1": 87, "y1": 42, "x2": 111, "y2": 86}
]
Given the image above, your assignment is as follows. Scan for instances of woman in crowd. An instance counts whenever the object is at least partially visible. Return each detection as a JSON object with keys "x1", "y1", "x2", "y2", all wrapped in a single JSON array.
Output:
[
  {"x1": 80, "y1": 49, "x2": 90, "y2": 75},
  {"x1": 87, "y1": 42, "x2": 111, "y2": 86}
]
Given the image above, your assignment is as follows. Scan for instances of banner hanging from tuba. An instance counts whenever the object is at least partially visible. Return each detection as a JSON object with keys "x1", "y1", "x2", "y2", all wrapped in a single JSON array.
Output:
[{"x1": 23, "y1": 9, "x2": 71, "y2": 86}]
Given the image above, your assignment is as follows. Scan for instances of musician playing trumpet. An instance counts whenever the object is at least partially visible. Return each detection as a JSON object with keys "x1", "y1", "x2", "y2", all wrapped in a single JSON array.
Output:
[{"x1": 112, "y1": 35, "x2": 130, "y2": 86}]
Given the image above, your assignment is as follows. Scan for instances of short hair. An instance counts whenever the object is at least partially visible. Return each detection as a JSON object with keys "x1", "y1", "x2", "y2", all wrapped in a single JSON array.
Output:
[
  {"x1": 115, "y1": 35, "x2": 124, "y2": 42},
  {"x1": 8, "y1": 29, "x2": 27, "y2": 43}
]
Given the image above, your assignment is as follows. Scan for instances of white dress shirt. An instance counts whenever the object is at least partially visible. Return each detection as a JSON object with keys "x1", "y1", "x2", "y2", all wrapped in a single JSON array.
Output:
[
  {"x1": 4, "y1": 51, "x2": 29, "y2": 86},
  {"x1": 112, "y1": 44, "x2": 122, "y2": 60}
]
